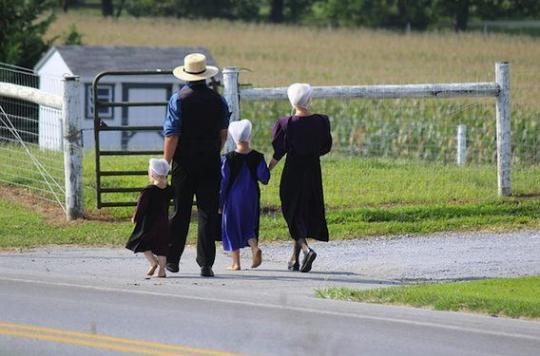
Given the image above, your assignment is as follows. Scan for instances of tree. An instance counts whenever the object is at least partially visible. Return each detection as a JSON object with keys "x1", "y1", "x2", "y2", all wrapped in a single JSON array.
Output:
[
  {"x1": 102, "y1": 0, "x2": 114, "y2": 16},
  {"x1": 116, "y1": 0, "x2": 127, "y2": 17},
  {"x1": 393, "y1": 0, "x2": 433, "y2": 30},
  {"x1": 434, "y1": 0, "x2": 540, "y2": 32},
  {"x1": 474, "y1": 0, "x2": 540, "y2": 19},
  {"x1": 230, "y1": 0, "x2": 262, "y2": 21},
  {"x1": 64, "y1": 24, "x2": 83, "y2": 45},
  {"x1": 125, "y1": 0, "x2": 262, "y2": 20},
  {"x1": 310, "y1": 0, "x2": 433, "y2": 30},
  {"x1": 434, "y1": 0, "x2": 470, "y2": 31},
  {"x1": 270, "y1": 0, "x2": 284, "y2": 23},
  {"x1": 61, "y1": 0, "x2": 71, "y2": 12},
  {"x1": 0, "y1": 0, "x2": 56, "y2": 68}
]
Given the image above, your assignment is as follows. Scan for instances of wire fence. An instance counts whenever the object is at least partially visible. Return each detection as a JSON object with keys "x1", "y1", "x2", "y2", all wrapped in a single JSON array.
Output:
[
  {"x1": 0, "y1": 63, "x2": 66, "y2": 209},
  {"x1": 1, "y1": 60, "x2": 539, "y2": 212},
  {"x1": 242, "y1": 69, "x2": 540, "y2": 166}
]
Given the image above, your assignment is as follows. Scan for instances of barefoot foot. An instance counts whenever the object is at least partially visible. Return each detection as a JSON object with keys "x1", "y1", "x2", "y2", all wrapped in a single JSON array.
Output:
[
  {"x1": 251, "y1": 248, "x2": 262, "y2": 268},
  {"x1": 226, "y1": 265, "x2": 241, "y2": 271},
  {"x1": 147, "y1": 264, "x2": 158, "y2": 276}
]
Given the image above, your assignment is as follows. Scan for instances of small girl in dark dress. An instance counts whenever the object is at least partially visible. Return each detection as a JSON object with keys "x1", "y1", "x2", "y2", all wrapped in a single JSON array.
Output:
[
  {"x1": 220, "y1": 119, "x2": 270, "y2": 270},
  {"x1": 126, "y1": 159, "x2": 173, "y2": 278},
  {"x1": 268, "y1": 83, "x2": 332, "y2": 273}
]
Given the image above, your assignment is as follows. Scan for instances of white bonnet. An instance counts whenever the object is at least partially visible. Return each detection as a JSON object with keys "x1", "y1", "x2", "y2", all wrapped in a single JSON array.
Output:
[
  {"x1": 228, "y1": 119, "x2": 252, "y2": 144},
  {"x1": 287, "y1": 83, "x2": 312, "y2": 109},
  {"x1": 149, "y1": 158, "x2": 169, "y2": 177}
]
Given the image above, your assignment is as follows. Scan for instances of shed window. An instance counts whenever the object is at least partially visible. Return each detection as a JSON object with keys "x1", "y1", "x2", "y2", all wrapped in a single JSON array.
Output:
[{"x1": 86, "y1": 84, "x2": 114, "y2": 119}]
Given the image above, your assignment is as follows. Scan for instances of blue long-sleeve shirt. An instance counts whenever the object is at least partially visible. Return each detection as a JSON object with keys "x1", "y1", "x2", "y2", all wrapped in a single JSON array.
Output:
[{"x1": 163, "y1": 82, "x2": 230, "y2": 137}]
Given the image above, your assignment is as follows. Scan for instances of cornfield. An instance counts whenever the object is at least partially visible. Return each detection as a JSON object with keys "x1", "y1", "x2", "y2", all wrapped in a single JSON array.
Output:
[
  {"x1": 46, "y1": 14, "x2": 540, "y2": 164},
  {"x1": 243, "y1": 99, "x2": 540, "y2": 164}
]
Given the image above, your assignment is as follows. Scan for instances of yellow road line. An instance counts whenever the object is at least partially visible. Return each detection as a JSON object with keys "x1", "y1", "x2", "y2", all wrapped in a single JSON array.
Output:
[
  {"x1": 0, "y1": 327, "x2": 177, "y2": 355},
  {"x1": 0, "y1": 321, "x2": 240, "y2": 356}
]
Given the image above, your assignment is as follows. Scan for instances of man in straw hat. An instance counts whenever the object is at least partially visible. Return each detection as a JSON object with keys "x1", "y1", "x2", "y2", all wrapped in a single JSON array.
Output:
[{"x1": 163, "y1": 53, "x2": 230, "y2": 277}]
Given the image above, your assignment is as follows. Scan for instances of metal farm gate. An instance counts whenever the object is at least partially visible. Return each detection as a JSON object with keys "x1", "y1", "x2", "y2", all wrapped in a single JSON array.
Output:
[
  {"x1": 94, "y1": 63, "x2": 511, "y2": 209},
  {"x1": 93, "y1": 70, "x2": 220, "y2": 208},
  {"x1": 93, "y1": 70, "x2": 171, "y2": 208}
]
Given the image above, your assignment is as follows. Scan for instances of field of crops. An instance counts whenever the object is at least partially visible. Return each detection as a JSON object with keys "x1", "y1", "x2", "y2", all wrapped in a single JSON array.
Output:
[
  {"x1": 46, "y1": 14, "x2": 540, "y2": 163},
  {"x1": 3, "y1": 13, "x2": 540, "y2": 248}
]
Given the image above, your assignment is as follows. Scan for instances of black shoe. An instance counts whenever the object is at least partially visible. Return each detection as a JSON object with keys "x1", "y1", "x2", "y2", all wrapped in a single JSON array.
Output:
[
  {"x1": 200, "y1": 266, "x2": 214, "y2": 277},
  {"x1": 288, "y1": 261, "x2": 300, "y2": 271},
  {"x1": 300, "y1": 249, "x2": 317, "y2": 273},
  {"x1": 166, "y1": 263, "x2": 179, "y2": 273}
]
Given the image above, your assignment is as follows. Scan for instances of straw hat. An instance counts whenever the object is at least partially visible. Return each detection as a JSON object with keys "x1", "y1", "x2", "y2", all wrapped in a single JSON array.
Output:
[{"x1": 173, "y1": 53, "x2": 219, "y2": 81}]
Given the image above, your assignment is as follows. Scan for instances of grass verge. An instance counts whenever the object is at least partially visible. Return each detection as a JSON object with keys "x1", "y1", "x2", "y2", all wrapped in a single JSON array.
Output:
[
  {"x1": 316, "y1": 276, "x2": 540, "y2": 319},
  {"x1": 3, "y1": 156, "x2": 540, "y2": 248}
]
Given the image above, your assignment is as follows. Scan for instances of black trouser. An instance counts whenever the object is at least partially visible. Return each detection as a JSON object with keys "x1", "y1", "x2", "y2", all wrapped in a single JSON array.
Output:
[{"x1": 168, "y1": 154, "x2": 220, "y2": 268}]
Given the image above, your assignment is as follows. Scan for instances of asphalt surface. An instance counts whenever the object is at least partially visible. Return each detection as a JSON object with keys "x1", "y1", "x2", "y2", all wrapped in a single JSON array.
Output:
[{"x1": 0, "y1": 230, "x2": 539, "y2": 355}]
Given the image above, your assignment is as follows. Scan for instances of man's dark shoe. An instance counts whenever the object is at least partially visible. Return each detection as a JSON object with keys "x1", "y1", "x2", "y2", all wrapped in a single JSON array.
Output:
[
  {"x1": 300, "y1": 249, "x2": 317, "y2": 273},
  {"x1": 166, "y1": 263, "x2": 179, "y2": 273},
  {"x1": 200, "y1": 266, "x2": 214, "y2": 277},
  {"x1": 288, "y1": 260, "x2": 300, "y2": 271}
]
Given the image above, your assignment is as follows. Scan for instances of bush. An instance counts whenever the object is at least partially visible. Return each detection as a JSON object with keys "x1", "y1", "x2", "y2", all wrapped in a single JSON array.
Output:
[{"x1": 64, "y1": 24, "x2": 83, "y2": 45}]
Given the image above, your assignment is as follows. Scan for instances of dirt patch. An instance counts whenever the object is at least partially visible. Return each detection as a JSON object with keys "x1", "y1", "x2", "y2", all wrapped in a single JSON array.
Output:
[
  {"x1": 0, "y1": 184, "x2": 122, "y2": 224},
  {"x1": 81, "y1": 209, "x2": 126, "y2": 222},
  {"x1": 0, "y1": 185, "x2": 65, "y2": 223}
]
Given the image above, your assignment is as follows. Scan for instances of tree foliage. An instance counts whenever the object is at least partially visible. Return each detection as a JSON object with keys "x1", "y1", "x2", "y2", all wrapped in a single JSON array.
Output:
[
  {"x1": 125, "y1": 0, "x2": 260, "y2": 20},
  {"x1": 117, "y1": 0, "x2": 540, "y2": 31},
  {"x1": 310, "y1": 0, "x2": 433, "y2": 30},
  {"x1": 0, "y1": 0, "x2": 56, "y2": 67}
]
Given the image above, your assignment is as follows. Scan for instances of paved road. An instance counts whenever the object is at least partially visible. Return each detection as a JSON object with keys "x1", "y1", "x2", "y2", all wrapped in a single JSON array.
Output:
[{"x1": 0, "y1": 230, "x2": 539, "y2": 355}]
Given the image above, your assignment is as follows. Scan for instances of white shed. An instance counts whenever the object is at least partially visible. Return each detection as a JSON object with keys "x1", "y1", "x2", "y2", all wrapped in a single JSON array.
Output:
[{"x1": 34, "y1": 45, "x2": 219, "y2": 151}]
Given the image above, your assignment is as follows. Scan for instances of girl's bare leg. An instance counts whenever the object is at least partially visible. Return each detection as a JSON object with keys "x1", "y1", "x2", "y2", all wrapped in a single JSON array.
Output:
[
  {"x1": 143, "y1": 251, "x2": 158, "y2": 276},
  {"x1": 227, "y1": 250, "x2": 241, "y2": 271},
  {"x1": 297, "y1": 238, "x2": 310, "y2": 253},
  {"x1": 156, "y1": 256, "x2": 167, "y2": 278},
  {"x1": 248, "y1": 238, "x2": 262, "y2": 268},
  {"x1": 290, "y1": 241, "x2": 301, "y2": 263},
  {"x1": 298, "y1": 238, "x2": 317, "y2": 273},
  {"x1": 288, "y1": 240, "x2": 301, "y2": 271}
]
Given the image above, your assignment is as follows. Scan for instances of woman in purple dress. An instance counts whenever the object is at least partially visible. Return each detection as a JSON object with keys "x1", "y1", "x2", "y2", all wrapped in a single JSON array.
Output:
[
  {"x1": 268, "y1": 83, "x2": 332, "y2": 273},
  {"x1": 220, "y1": 119, "x2": 270, "y2": 270}
]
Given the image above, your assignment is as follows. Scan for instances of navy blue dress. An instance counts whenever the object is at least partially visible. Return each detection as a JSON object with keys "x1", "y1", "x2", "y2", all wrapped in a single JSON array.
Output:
[
  {"x1": 219, "y1": 151, "x2": 270, "y2": 251},
  {"x1": 126, "y1": 185, "x2": 173, "y2": 256},
  {"x1": 272, "y1": 114, "x2": 332, "y2": 242}
]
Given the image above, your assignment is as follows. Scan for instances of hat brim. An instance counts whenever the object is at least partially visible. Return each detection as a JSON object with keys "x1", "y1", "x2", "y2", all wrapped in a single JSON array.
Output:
[{"x1": 173, "y1": 65, "x2": 219, "y2": 81}]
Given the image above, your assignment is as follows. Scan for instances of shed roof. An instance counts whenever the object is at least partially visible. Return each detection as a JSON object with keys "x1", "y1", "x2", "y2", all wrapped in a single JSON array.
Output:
[{"x1": 35, "y1": 45, "x2": 220, "y2": 80}]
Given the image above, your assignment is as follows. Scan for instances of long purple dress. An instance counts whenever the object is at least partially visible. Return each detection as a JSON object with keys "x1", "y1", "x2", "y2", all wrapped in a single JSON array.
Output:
[
  {"x1": 220, "y1": 150, "x2": 270, "y2": 251},
  {"x1": 272, "y1": 114, "x2": 332, "y2": 242}
]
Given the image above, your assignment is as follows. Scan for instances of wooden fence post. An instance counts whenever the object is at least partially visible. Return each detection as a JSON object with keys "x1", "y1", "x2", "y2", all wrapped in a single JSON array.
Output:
[
  {"x1": 222, "y1": 67, "x2": 240, "y2": 152},
  {"x1": 495, "y1": 62, "x2": 511, "y2": 197},
  {"x1": 457, "y1": 124, "x2": 466, "y2": 167},
  {"x1": 62, "y1": 75, "x2": 83, "y2": 220}
]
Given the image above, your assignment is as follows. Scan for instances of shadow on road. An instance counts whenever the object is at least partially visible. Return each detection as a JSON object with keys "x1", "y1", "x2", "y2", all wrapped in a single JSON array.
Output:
[{"x1": 165, "y1": 269, "x2": 401, "y2": 286}]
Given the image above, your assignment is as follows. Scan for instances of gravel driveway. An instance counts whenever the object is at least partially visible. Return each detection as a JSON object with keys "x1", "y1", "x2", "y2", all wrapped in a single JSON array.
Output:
[
  {"x1": 1, "y1": 230, "x2": 539, "y2": 287},
  {"x1": 263, "y1": 230, "x2": 540, "y2": 281}
]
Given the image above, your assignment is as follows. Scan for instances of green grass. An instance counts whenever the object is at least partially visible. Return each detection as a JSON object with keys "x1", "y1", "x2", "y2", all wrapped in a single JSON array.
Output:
[
  {"x1": 316, "y1": 276, "x2": 540, "y2": 319},
  {"x1": 3, "y1": 150, "x2": 540, "y2": 248},
  {"x1": 88, "y1": 154, "x2": 540, "y2": 214},
  {"x1": 4, "y1": 12, "x2": 540, "y2": 247},
  {"x1": 0, "y1": 198, "x2": 131, "y2": 248}
]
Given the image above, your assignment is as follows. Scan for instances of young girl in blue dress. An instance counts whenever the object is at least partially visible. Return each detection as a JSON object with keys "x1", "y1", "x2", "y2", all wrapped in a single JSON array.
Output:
[{"x1": 220, "y1": 119, "x2": 270, "y2": 270}]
